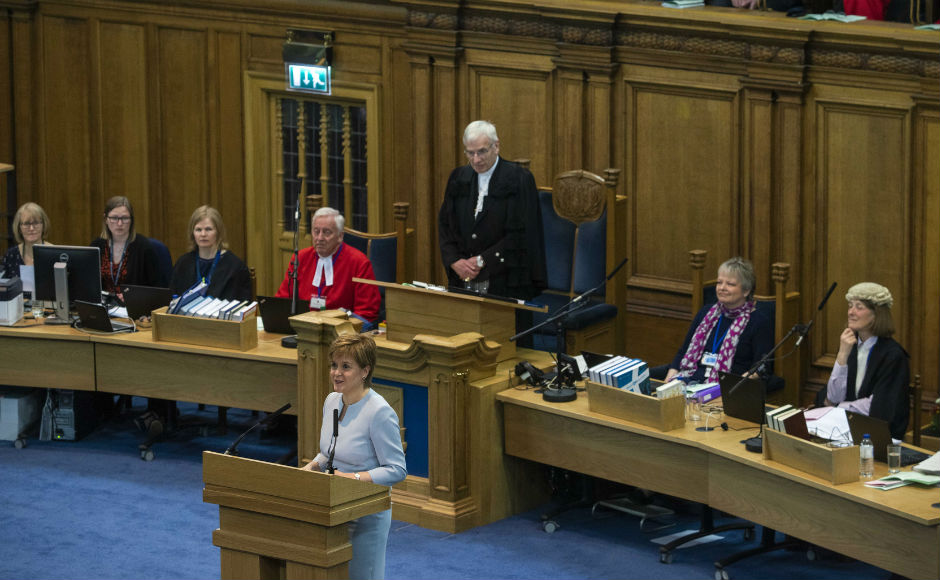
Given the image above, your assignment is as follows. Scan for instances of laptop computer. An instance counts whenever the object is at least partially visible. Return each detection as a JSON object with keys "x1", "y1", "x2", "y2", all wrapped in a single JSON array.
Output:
[
  {"x1": 121, "y1": 285, "x2": 172, "y2": 320},
  {"x1": 75, "y1": 300, "x2": 135, "y2": 333},
  {"x1": 846, "y1": 411, "x2": 929, "y2": 466},
  {"x1": 717, "y1": 371, "x2": 767, "y2": 425},
  {"x1": 258, "y1": 296, "x2": 300, "y2": 334}
]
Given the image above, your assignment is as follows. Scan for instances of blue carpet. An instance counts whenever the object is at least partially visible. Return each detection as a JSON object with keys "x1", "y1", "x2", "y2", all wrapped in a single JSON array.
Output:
[{"x1": 0, "y1": 397, "x2": 892, "y2": 580}]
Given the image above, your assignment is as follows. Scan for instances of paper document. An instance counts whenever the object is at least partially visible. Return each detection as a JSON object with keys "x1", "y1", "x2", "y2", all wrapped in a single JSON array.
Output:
[{"x1": 807, "y1": 407, "x2": 851, "y2": 443}]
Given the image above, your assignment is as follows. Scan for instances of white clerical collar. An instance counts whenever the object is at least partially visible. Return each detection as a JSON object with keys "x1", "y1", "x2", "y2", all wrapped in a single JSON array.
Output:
[
  {"x1": 313, "y1": 245, "x2": 341, "y2": 288},
  {"x1": 479, "y1": 156, "x2": 498, "y2": 182}
]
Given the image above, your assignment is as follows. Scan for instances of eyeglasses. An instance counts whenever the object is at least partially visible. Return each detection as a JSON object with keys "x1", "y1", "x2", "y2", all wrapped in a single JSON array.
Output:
[
  {"x1": 21, "y1": 221, "x2": 42, "y2": 229},
  {"x1": 107, "y1": 216, "x2": 132, "y2": 224},
  {"x1": 464, "y1": 147, "x2": 491, "y2": 159}
]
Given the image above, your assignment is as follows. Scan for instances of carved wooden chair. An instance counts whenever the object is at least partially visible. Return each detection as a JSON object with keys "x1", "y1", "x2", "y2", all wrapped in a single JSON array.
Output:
[{"x1": 528, "y1": 167, "x2": 627, "y2": 355}]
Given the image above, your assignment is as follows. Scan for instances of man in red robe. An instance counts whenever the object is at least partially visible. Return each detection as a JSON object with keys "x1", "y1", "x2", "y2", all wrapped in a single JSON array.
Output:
[{"x1": 276, "y1": 207, "x2": 380, "y2": 325}]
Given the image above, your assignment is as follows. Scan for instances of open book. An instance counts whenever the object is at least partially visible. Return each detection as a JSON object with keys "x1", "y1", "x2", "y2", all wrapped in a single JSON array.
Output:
[
  {"x1": 864, "y1": 471, "x2": 940, "y2": 490},
  {"x1": 799, "y1": 11, "x2": 866, "y2": 21}
]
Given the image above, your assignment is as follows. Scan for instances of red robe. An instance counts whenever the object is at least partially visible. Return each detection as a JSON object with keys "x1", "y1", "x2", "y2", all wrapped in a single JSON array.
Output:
[{"x1": 275, "y1": 244, "x2": 381, "y2": 321}]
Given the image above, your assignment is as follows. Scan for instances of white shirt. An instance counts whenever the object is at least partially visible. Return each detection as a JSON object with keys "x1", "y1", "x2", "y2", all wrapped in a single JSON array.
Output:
[
  {"x1": 826, "y1": 335, "x2": 878, "y2": 416},
  {"x1": 473, "y1": 157, "x2": 499, "y2": 218}
]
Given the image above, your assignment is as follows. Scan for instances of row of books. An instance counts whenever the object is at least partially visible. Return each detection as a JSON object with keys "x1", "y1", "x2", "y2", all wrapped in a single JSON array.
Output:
[
  {"x1": 179, "y1": 296, "x2": 257, "y2": 320},
  {"x1": 170, "y1": 294, "x2": 257, "y2": 321},
  {"x1": 588, "y1": 356, "x2": 650, "y2": 395},
  {"x1": 765, "y1": 404, "x2": 811, "y2": 441}
]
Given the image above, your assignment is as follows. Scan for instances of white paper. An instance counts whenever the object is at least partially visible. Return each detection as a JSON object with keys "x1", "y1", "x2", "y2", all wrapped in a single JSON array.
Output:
[
  {"x1": 19, "y1": 265, "x2": 35, "y2": 295},
  {"x1": 807, "y1": 407, "x2": 851, "y2": 443}
]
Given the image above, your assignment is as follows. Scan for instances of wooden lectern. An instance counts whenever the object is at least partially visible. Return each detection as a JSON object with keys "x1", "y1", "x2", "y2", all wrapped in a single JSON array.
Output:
[
  {"x1": 202, "y1": 451, "x2": 390, "y2": 580},
  {"x1": 355, "y1": 278, "x2": 547, "y2": 362}
]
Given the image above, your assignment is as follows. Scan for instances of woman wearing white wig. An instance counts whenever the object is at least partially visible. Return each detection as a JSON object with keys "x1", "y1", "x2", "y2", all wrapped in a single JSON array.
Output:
[{"x1": 824, "y1": 282, "x2": 910, "y2": 440}]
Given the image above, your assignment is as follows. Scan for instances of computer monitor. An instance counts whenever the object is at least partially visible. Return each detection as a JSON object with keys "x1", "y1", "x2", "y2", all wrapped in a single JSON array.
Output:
[{"x1": 34, "y1": 245, "x2": 103, "y2": 324}]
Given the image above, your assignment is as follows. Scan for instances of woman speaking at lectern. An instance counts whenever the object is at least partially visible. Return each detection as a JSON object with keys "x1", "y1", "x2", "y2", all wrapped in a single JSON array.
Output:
[{"x1": 302, "y1": 334, "x2": 406, "y2": 580}]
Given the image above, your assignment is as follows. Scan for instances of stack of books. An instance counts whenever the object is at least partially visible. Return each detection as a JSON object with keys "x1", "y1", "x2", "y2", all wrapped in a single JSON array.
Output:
[
  {"x1": 765, "y1": 405, "x2": 811, "y2": 441},
  {"x1": 686, "y1": 382, "x2": 721, "y2": 404},
  {"x1": 588, "y1": 356, "x2": 650, "y2": 395}
]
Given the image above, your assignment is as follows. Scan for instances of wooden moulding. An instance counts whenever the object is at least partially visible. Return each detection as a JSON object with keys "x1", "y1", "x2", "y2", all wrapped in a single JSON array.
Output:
[
  {"x1": 585, "y1": 379, "x2": 685, "y2": 431},
  {"x1": 763, "y1": 429, "x2": 859, "y2": 485},
  {"x1": 151, "y1": 306, "x2": 258, "y2": 351}
]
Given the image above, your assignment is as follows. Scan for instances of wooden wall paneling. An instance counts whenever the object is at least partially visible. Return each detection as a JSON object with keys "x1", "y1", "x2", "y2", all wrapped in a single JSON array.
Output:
[
  {"x1": 242, "y1": 71, "x2": 272, "y2": 296},
  {"x1": 553, "y1": 66, "x2": 584, "y2": 175},
  {"x1": 40, "y1": 15, "x2": 93, "y2": 245},
  {"x1": 773, "y1": 88, "x2": 804, "y2": 292},
  {"x1": 211, "y1": 30, "x2": 246, "y2": 258},
  {"x1": 97, "y1": 21, "x2": 150, "y2": 240},
  {"x1": 0, "y1": 12, "x2": 12, "y2": 168},
  {"x1": 814, "y1": 99, "x2": 911, "y2": 375},
  {"x1": 585, "y1": 66, "x2": 614, "y2": 174},
  {"x1": 626, "y1": 77, "x2": 739, "y2": 294},
  {"x1": 467, "y1": 51, "x2": 554, "y2": 188},
  {"x1": 0, "y1": 11, "x2": 13, "y2": 239},
  {"x1": 912, "y1": 100, "x2": 939, "y2": 402},
  {"x1": 740, "y1": 83, "x2": 775, "y2": 292},
  {"x1": 431, "y1": 50, "x2": 460, "y2": 286},
  {"x1": 8, "y1": 6, "x2": 36, "y2": 210},
  {"x1": 403, "y1": 49, "x2": 435, "y2": 283},
  {"x1": 156, "y1": 26, "x2": 209, "y2": 260}
]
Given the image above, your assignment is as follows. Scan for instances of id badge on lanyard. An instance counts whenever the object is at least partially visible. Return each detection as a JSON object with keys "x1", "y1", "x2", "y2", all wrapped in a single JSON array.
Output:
[
  {"x1": 310, "y1": 296, "x2": 327, "y2": 310},
  {"x1": 701, "y1": 352, "x2": 718, "y2": 367}
]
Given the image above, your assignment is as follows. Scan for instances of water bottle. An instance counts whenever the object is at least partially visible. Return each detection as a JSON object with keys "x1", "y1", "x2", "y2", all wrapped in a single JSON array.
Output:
[{"x1": 859, "y1": 433, "x2": 874, "y2": 479}]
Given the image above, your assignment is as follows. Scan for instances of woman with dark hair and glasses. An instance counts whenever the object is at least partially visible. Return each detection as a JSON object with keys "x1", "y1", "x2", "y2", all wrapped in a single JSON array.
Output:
[
  {"x1": 302, "y1": 334, "x2": 406, "y2": 580},
  {"x1": 91, "y1": 196, "x2": 162, "y2": 303},
  {"x1": 2, "y1": 202, "x2": 53, "y2": 289}
]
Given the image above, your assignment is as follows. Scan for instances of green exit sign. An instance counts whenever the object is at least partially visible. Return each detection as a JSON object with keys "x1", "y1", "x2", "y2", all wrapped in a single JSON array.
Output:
[{"x1": 287, "y1": 64, "x2": 331, "y2": 95}]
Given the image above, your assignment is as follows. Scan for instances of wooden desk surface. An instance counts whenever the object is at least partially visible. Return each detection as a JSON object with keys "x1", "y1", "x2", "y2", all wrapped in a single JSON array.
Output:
[
  {"x1": 0, "y1": 321, "x2": 299, "y2": 412},
  {"x1": 91, "y1": 327, "x2": 298, "y2": 365},
  {"x1": 497, "y1": 387, "x2": 940, "y2": 579},
  {"x1": 0, "y1": 321, "x2": 96, "y2": 389}
]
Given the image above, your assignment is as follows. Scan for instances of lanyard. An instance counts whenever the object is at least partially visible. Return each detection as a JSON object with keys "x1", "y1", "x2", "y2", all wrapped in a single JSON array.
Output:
[
  {"x1": 195, "y1": 249, "x2": 222, "y2": 285},
  {"x1": 710, "y1": 317, "x2": 730, "y2": 353},
  {"x1": 110, "y1": 240, "x2": 128, "y2": 290}
]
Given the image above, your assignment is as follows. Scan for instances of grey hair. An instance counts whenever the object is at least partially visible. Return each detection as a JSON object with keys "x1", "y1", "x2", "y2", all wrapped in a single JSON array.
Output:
[
  {"x1": 718, "y1": 257, "x2": 756, "y2": 298},
  {"x1": 312, "y1": 206, "x2": 345, "y2": 231},
  {"x1": 463, "y1": 120, "x2": 499, "y2": 146}
]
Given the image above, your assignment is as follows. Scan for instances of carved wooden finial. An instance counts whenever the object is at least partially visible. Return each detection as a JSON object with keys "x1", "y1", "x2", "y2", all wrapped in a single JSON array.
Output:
[
  {"x1": 771, "y1": 262, "x2": 790, "y2": 285},
  {"x1": 689, "y1": 249, "x2": 707, "y2": 271},
  {"x1": 393, "y1": 201, "x2": 410, "y2": 223},
  {"x1": 603, "y1": 168, "x2": 621, "y2": 189},
  {"x1": 306, "y1": 194, "x2": 323, "y2": 210}
]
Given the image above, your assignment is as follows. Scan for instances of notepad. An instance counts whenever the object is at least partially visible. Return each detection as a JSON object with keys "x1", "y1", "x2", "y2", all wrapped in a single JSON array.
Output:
[{"x1": 864, "y1": 471, "x2": 940, "y2": 490}]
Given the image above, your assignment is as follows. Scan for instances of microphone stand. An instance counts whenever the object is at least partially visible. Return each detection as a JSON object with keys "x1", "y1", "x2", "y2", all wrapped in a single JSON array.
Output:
[
  {"x1": 726, "y1": 282, "x2": 837, "y2": 453},
  {"x1": 282, "y1": 197, "x2": 302, "y2": 349},
  {"x1": 224, "y1": 402, "x2": 292, "y2": 457},
  {"x1": 511, "y1": 258, "x2": 628, "y2": 403}
]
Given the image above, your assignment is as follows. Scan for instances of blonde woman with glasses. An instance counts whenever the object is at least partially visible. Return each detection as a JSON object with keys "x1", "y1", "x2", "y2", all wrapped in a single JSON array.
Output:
[{"x1": 2, "y1": 202, "x2": 52, "y2": 299}]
